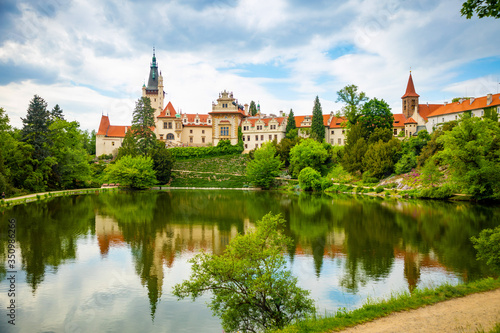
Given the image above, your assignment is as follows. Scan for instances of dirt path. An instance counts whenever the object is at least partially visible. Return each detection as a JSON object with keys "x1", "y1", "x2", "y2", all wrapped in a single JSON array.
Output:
[{"x1": 337, "y1": 289, "x2": 500, "y2": 333}]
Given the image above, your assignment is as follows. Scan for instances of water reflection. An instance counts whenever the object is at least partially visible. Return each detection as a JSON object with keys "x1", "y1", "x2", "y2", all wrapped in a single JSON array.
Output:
[{"x1": 0, "y1": 191, "x2": 498, "y2": 332}]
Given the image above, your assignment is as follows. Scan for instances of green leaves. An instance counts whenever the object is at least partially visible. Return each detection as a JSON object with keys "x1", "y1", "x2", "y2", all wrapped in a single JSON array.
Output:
[
  {"x1": 290, "y1": 138, "x2": 329, "y2": 177},
  {"x1": 105, "y1": 155, "x2": 157, "y2": 189},
  {"x1": 461, "y1": 0, "x2": 500, "y2": 19},
  {"x1": 172, "y1": 213, "x2": 315, "y2": 332},
  {"x1": 246, "y1": 142, "x2": 283, "y2": 189},
  {"x1": 336, "y1": 84, "x2": 368, "y2": 125}
]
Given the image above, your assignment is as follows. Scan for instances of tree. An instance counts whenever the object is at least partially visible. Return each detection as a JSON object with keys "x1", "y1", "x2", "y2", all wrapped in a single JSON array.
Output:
[
  {"x1": 50, "y1": 104, "x2": 64, "y2": 121},
  {"x1": 150, "y1": 140, "x2": 175, "y2": 184},
  {"x1": 116, "y1": 131, "x2": 139, "y2": 159},
  {"x1": 461, "y1": 0, "x2": 500, "y2": 19},
  {"x1": 471, "y1": 226, "x2": 500, "y2": 273},
  {"x1": 275, "y1": 137, "x2": 301, "y2": 167},
  {"x1": 289, "y1": 138, "x2": 329, "y2": 177},
  {"x1": 341, "y1": 122, "x2": 368, "y2": 174},
  {"x1": 363, "y1": 138, "x2": 401, "y2": 179},
  {"x1": 249, "y1": 101, "x2": 258, "y2": 116},
  {"x1": 105, "y1": 155, "x2": 157, "y2": 190},
  {"x1": 21, "y1": 95, "x2": 52, "y2": 162},
  {"x1": 172, "y1": 213, "x2": 315, "y2": 332},
  {"x1": 298, "y1": 167, "x2": 321, "y2": 191},
  {"x1": 311, "y1": 96, "x2": 325, "y2": 141},
  {"x1": 336, "y1": 84, "x2": 368, "y2": 125},
  {"x1": 246, "y1": 141, "x2": 283, "y2": 189},
  {"x1": 285, "y1": 109, "x2": 296, "y2": 134},
  {"x1": 359, "y1": 98, "x2": 394, "y2": 138},
  {"x1": 132, "y1": 97, "x2": 157, "y2": 155},
  {"x1": 436, "y1": 116, "x2": 500, "y2": 199}
]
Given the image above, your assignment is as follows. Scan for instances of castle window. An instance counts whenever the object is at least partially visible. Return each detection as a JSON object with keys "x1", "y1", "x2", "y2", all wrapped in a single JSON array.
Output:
[
  {"x1": 261, "y1": 135, "x2": 264, "y2": 141},
  {"x1": 202, "y1": 130, "x2": 205, "y2": 134},
  {"x1": 331, "y1": 130, "x2": 334, "y2": 135},
  {"x1": 220, "y1": 126, "x2": 229, "y2": 136},
  {"x1": 112, "y1": 142, "x2": 115, "y2": 146},
  {"x1": 190, "y1": 129, "x2": 193, "y2": 134},
  {"x1": 190, "y1": 137, "x2": 193, "y2": 143},
  {"x1": 247, "y1": 135, "x2": 250, "y2": 141},
  {"x1": 196, "y1": 119, "x2": 199, "y2": 123},
  {"x1": 202, "y1": 137, "x2": 205, "y2": 143},
  {"x1": 245, "y1": 144, "x2": 248, "y2": 149},
  {"x1": 342, "y1": 130, "x2": 345, "y2": 134},
  {"x1": 255, "y1": 135, "x2": 258, "y2": 141},
  {"x1": 163, "y1": 122, "x2": 168, "y2": 129},
  {"x1": 243, "y1": 136, "x2": 245, "y2": 141},
  {"x1": 166, "y1": 133, "x2": 175, "y2": 140},
  {"x1": 269, "y1": 135, "x2": 272, "y2": 140},
  {"x1": 160, "y1": 134, "x2": 164, "y2": 139},
  {"x1": 394, "y1": 129, "x2": 397, "y2": 135},
  {"x1": 338, "y1": 138, "x2": 341, "y2": 145}
]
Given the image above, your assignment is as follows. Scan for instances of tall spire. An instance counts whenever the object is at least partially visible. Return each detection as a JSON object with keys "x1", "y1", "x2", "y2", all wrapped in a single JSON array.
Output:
[
  {"x1": 402, "y1": 72, "x2": 420, "y2": 98},
  {"x1": 146, "y1": 47, "x2": 159, "y2": 91}
]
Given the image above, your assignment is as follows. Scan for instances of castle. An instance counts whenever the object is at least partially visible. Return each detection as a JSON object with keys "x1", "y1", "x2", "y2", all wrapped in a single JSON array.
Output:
[{"x1": 96, "y1": 50, "x2": 500, "y2": 157}]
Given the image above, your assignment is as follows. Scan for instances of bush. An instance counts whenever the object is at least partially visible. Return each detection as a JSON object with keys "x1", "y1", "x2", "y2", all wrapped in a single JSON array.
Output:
[
  {"x1": 104, "y1": 155, "x2": 157, "y2": 190},
  {"x1": 471, "y1": 226, "x2": 500, "y2": 273},
  {"x1": 395, "y1": 152, "x2": 417, "y2": 175},
  {"x1": 290, "y1": 139, "x2": 329, "y2": 177},
  {"x1": 298, "y1": 167, "x2": 321, "y2": 191},
  {"x1": 375, "y1": 186, "x2": 384, "y2": 193},
  {"x1": 362, "y1": 171, "x2": 379, "y2": 184},
  {"x1": 416, "y1": 185, "x2": 454, "y2": 199},
  {"x1": 319, "y1": 177, "x2": 332, "y2": 191},
  {"x1": 246, "y1": 142, "x2": 283, "y2": 189},
  {"x1": 169, "y1": 140, "x2": 243, "y2": 159}
]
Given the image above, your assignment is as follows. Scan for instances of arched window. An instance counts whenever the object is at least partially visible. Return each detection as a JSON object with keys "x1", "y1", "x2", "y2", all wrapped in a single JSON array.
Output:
[{"x1": 166, "y1": 133, "x2": 175, "y2": 140}]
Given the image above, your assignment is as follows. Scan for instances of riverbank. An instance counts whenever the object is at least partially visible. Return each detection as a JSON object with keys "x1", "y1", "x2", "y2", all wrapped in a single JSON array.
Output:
[{"x1": 273, "y1": 278, "x2": 500, "y2": 333}]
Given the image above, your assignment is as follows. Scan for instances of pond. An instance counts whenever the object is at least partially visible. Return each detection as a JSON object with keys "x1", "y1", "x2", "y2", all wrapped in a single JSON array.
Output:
[{"x1": 0, "y1": 190, "x2": 499, "y2": 332}]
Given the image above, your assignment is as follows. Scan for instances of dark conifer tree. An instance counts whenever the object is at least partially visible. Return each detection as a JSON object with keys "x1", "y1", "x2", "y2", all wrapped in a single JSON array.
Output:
[
  {"x1": 285, "y1": 109, "x2": 296, "y2": 134},
  {"x1": 311, "y1": 96, "x2": 325, "y2": 142},
  {"x1": 21, "y1": 95, "x2": 52, "y2": 161}
]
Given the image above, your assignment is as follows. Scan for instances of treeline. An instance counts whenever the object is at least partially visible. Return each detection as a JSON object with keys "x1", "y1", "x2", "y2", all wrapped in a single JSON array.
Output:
[
  {"x1": 0, "y1": 96, "x2": 96, "y2": 196},
  {"x1": 245, "y1": 85, "x2": 500, "y2": 200}
]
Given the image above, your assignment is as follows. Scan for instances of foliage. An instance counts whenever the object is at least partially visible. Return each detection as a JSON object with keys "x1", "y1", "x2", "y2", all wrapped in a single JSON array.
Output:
[
  {"x1": 367, "y1": 127, "x2": 393, "y2": 144},
  {"x1": 359, "y1": 98, "x2": 394, "y2": 138},
  {"x1": 285, "y1": 128, "x2": 298, "y2": 139},
  {"x1": 327, "y1": 164, "x2": 355, "y2": 183},
  {"x1": 311, "y1": 96, "x2": 325, "y2": 141},
  {"x1": 330, "y1": 145, "x2": 344, "y2": 165},
  {"x1": 285, "y1": 109, "x2": 296, "y2": 134},
  {"x1": 275, "y1": 137, "x2": 302, "y2": 167},
  {"x1": 50, "y1": 104, "x2": 64, "y2": 121},
  {"x1": 363, "y1": 138, "x2": 401, "y2": 179},
  {"x1": 249, "y1": 100, "x2": 258, "y2": 116},
  {"x1": 117, "y1": 131, "x2": 139, "y2": 159},
  {"x1": 336, "y1": 84, "x2": 368, "y2": 125},
  {"x1": 394, "y1": 152, "x2": 417, "y2": 175},
  {"x1": 246, "y1": 142, "x2": 283, "y2": 189},
  {"x1": 298, "y1": 167, "x2": 321, "y2": 191},
  {"x1": 484, "y1": 106, "x2": 499, "y2": 122},
  {"x1": 172, "y1": 213, "x2": 315, "y2": 333},
  {"x1": 375, "y1": 186, "x2": 384, "y2": 193},
  {"x1": 173, "y1": 154, "x2": 247, "y2": 175},
  {"x1": 289, "y1": 138, "x2": 329, "y2": 177},
  {"x1": 168, "y1": 140, "x2": 243, "y2": 159},
  {"x1": 362, "y1": 172, "x2": 379, "y2": 184},
  {"x1": 82, "y1": 129, "x2": 96, "y2": 155},
  {"x1": 461, "y1": 0, "x2": 500, "y2": 18},
  {"x1": 21, "y1": 95, "x2": 52, "y2": 162},
  {"x1": 416, "y1": 185, "x2": 454, "y2": 199},
  {"x1": 436, "y1": 117, "x2": 500, "y2": 199},
  {"x1": 341, "y1": 122, "x2": 367, "y2": 174},
  {"x1": 471, "y1": 226, "x2": 500, "y2": 273},
  {"x1": 132, "y1": 97, "x2": 157, "y2": 155},
  {"x1": 104, "y1": 155, "x2": 157, "y2": 190},
  {"x1": 170, "y1": 172, "x2": 247, "y2": 188},
  {"x1": 420, "y1": 159, "x2": 443, "y2": 187},
  {"x1": 48, "y1": 119, "x2": 91, "y2": 189},
  {"x1": 150, "y1": 140, "x2": 175, "y2": 184}
]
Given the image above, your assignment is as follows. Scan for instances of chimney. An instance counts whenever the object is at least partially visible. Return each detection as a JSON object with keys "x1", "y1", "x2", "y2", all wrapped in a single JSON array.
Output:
[
  {"x1": 444, "y1": 101, "x2": 447, "y2": 105},
  {"x1": 279, "y1": 110, "x2": 283, "y2": 117},
  {"x1": 244, "y1": 103, "x2": 249, "y2": 115},
  {"x1": 487, "y1": 93, "x2": 492, "y2": 105}
]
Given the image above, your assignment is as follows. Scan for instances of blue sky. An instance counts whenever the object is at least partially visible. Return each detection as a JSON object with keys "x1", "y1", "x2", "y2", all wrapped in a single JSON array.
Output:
[{"x1": 0, "y1": 0, "x2": 499, "y2": 130}]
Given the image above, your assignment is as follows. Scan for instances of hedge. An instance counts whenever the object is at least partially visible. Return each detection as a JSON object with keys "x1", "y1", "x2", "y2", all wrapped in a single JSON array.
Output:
[{"x1": 168, "y1": 141, "x2": 243, "y2": 159}]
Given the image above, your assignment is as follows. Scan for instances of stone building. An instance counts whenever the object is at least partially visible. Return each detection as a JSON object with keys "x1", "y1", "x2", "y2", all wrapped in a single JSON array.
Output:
[{"x1": 209, "y1": 90, "x2": 247, "y2": 146}]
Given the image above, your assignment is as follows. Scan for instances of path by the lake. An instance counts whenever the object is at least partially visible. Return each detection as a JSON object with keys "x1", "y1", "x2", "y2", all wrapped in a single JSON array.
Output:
[{"x1": 337, "y1": 288, "x2": 500, "y2": 333}]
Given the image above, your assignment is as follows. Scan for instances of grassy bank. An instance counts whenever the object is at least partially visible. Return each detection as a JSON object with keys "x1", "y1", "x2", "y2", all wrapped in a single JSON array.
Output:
[
  {"x1": 170, "y1": 154, "x2": 248, "y2": 188},
  {"x1": 273, "y1": 277, "x2": 500, "y2": 333}
]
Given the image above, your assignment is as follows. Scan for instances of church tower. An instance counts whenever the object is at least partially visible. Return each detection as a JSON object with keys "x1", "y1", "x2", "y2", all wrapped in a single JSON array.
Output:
[
  {"x1": 142, "y1": 47, "x2": 165, "y2": 119},
  {"x1": 402, "y1": 72, "x2": 419, "y2": 119}
]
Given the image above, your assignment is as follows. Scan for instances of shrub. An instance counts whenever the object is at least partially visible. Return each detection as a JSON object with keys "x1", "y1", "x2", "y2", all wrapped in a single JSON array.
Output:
[
  {"x1": 290, "y1": 139, "x2": 329, "y2": 177},
  {"x1": 169, "y1": 140, "x2": 243, "y2": 159},
  {"x1": 298, "y1": 167, "x2": 321, "y2": 191},
  {"x1": 375, "y1": 186, "x2": 384, "y2": 193},
  {"x1": 362, "y1": 171, "x2": 379, "y2": 184},
  {"x1": 417, "y1": 185, "x2": 454, "y2": 199},
  {"x1": 471, "y1": 226, "x2": 500, "y2": 273},
  {"x1": 104, "y1": 155, "x2": 156, "y2": 190}
]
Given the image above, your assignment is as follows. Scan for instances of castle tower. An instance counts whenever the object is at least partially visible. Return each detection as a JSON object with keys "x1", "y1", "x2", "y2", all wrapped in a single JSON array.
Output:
[
  {"x1": 402, "y1": 72, "x2": 420, "y2": 119},
  {"x1": 142, "y1": 47, "x2": 165, "y2": 119}
]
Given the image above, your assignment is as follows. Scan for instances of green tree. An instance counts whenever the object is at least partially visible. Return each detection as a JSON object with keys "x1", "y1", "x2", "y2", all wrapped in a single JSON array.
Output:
[
  {"x1": 21, "y1": 95, "x2": 52, "y2": 162},
  {"x1": 150, "y1": 140, "x2": 174, "y2": 184},
  {"x1": 336, "y1": 84, "x2": 368, "y2": 125},
  {"x1": 246, "y1": 142, "x2": 283, "y2": 189},
  {"x1": 50, "y1": 104, "x2": 64, "y2": 121},
  {"x1": 132, "y1": 97, "x2": 157, "y2": 155},
  {"x1": 105, "y1": 155, "x2": 157, "y2": 190},
  {"x1": 290, "y1": 138, "x2": 329, "y2": 177},
  {"x1": 275, "y1": 137, "x2": 301, "y2": 167},
  {"x1": 436, "y1": 117, "x2": 500, "y2": 199},
  {"x1": 82, "y1": 129, "x2": 96, "y2": 156},
  {"x1": 363, "y1": 138, "x2": 401, "y2": 179},
  {"x1": 172, "y1": 213, "x2": 315, "y2": 332},
  {"x1": 298, "y1": 167, "x2": 321, "y2": 191},
  {"x1": 461, "y1": 0, "x2": 500, "y2": 18},
  {"x1": 116, "y1": 131, "x2": 139, "y2": 159},
  {"x1": 359, "y1": 98, "x2": 394, "y2": 138},
  {"x1": 471, "y1": 226, "x2": 500, "y2": 273},
  {"x1": 341, "y1": 123, "x2": 368, "y2": 174},
  {"x1": 285, "y1": 109, "x2": 296, "y2": 134},
  {"x1": 249, "y1": 100, "x2": 258, "y2": 116},
  {"x1": 311, "y1": 96, "x2": 325, "y2": 141},
  {"x1": 48, "y1": 119, "x2": 91, "y2": 189}
]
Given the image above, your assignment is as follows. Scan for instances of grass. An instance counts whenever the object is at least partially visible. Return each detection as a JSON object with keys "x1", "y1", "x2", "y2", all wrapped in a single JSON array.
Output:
[
  {"x1": 169, "y1": 171, "x2": 247, "y2": 188},
  {"x1": 272, "y1": 277, "x2": 500, "y2": 333}
]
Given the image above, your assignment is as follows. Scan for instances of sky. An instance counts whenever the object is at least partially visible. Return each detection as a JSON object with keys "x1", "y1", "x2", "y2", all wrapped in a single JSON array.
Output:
[{"x1": 0, "y1": 0, "x2": 499, "y2": 131}]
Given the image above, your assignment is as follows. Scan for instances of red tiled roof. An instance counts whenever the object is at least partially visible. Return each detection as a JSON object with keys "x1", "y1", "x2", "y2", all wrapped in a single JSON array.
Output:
[
  {"x1": 418, "y1": 104, "x2": 443, "y2": 121},
  {"x1": 294, "y1": 115, "x2": 311, "y2": 128},
  {"x1": 244, "y1": 117, "x2": 286, "y2": 127},
  {"x1": 427, "y1": 93, "x2": 500, "y2": 118},
  {"x1": 329, "y1": 117, "x2": 347, "y2": 128},
  {"x1": 106, "y1": 125, "x2": 131, "y2": 138},
  {"x1": 393, "y1": 113, "x2": 406, "y2": 127},
  {"x1": 97, "y1": 115, "x2": 110, "y2": 135},
  {"x1": 183, "y1": 114, "x2": 210, "y2": 123},
  {"x1": 157, "y1": 101, "x2": 177, "y2": 118},
  {"x1": 405, "y1": 117, "x2": 417, "y2": 124},
  {"x1": 402, "y1": 73, "x2": 420, "y2": 98}
]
